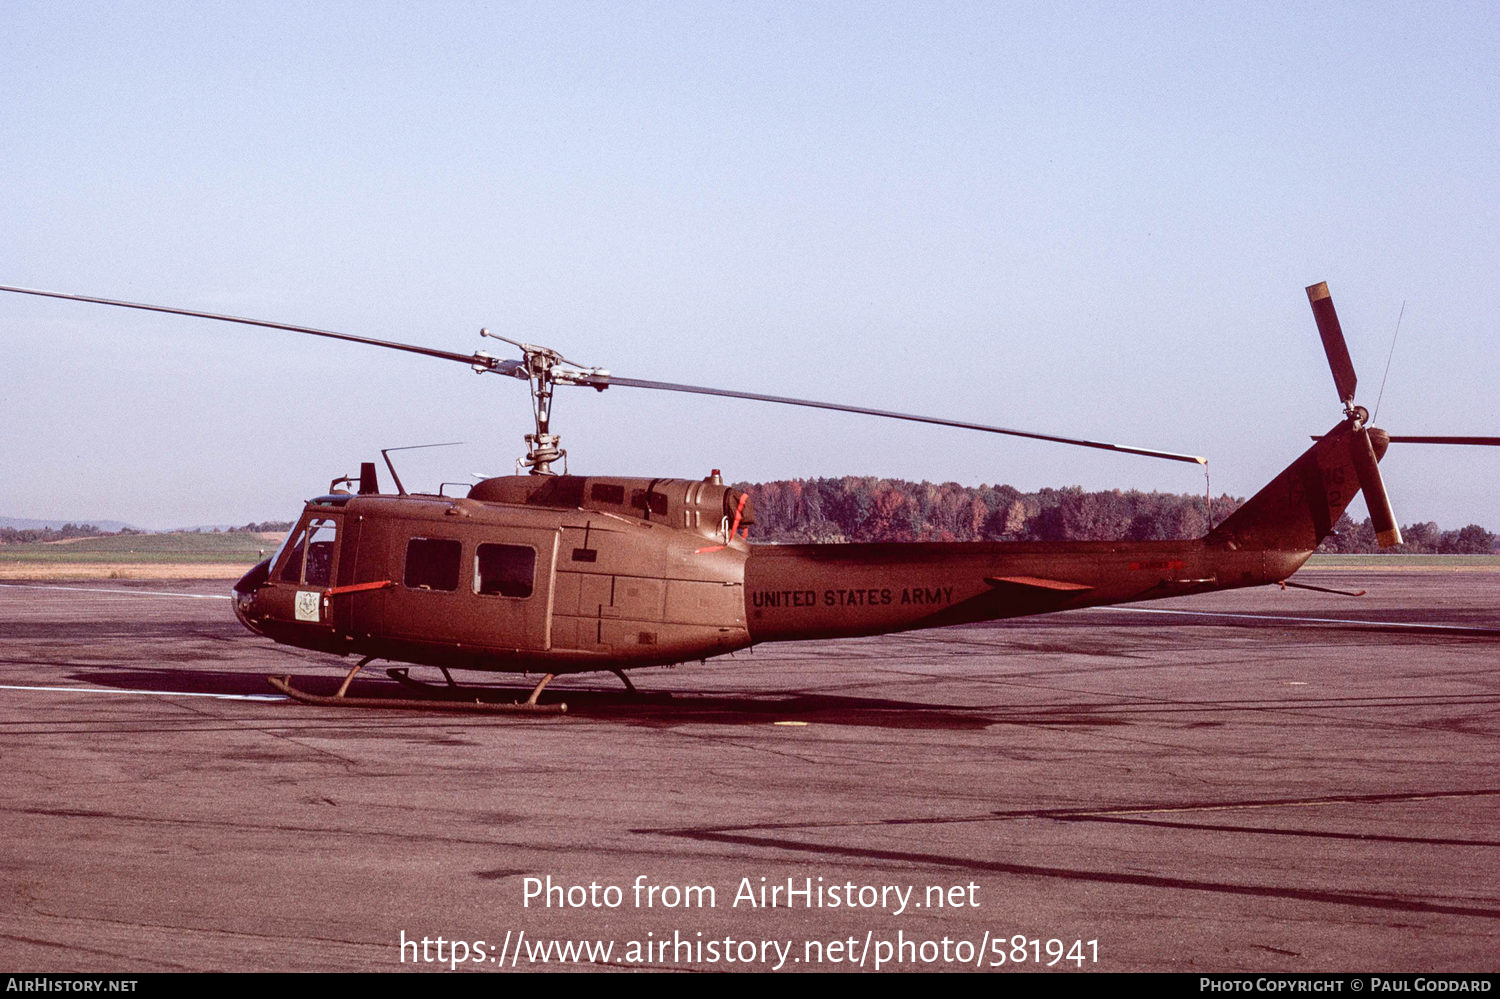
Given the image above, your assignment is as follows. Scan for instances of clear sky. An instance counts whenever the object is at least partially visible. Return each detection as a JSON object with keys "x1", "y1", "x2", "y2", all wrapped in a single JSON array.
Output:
[{"x1": 2, "y1": 1, "x2": 1496, "y2": 530}]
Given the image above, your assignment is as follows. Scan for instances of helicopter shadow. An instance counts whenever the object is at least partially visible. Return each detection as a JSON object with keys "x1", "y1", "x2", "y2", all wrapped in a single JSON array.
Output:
[
  {"x1": 48, "y1": 661, "x2": 1498, "y2": 731},
  {"x1": 56, "y1": 663, "x2": 1042, "y2": 730},
  {"x1": 59, "y1": 665, "x2": 291, "y2": 699}
]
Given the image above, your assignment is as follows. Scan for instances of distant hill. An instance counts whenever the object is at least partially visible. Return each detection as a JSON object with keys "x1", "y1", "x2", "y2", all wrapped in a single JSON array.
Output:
[
  {"x1": 0, "y1": 516, "x2": 135, "y2": 532},
  {"x1": 1, "y1": 517, "x2": 292, "y2": 535}
]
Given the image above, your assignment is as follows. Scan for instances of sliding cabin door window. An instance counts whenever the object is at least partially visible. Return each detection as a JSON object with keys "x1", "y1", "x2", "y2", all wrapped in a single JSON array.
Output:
[
  {"x1": 404, "y1": 537, "x2": 461, "y2": 591},
  {"x1": 475, "y1": 543, "x2": 535, "y2": 598}
]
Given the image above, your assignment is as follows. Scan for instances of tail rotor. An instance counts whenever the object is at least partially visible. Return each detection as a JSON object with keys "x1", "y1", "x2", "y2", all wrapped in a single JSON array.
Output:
[
  {"x1": 1306, "y1": 282, "x2": 1403, "y2": 546},
  {"x1": 1305, "y1": 282, "x2": 1500, "y2": 547}
]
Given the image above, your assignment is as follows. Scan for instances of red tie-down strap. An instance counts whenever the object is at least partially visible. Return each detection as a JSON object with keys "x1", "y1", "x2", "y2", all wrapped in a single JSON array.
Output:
[
  {"x1": 323, "y1": 580, "x2": 395, "y2": 597},
  {"x1": 696, "y1": 492, "x2": 749, "y2": 554}
]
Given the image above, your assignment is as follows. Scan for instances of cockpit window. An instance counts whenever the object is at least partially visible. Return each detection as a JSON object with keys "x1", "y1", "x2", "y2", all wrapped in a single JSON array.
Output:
[
  {"x1": 275, "y1": 518, "x2": 338, "y2": 586},
  {"x1": 272, "y1": 526, "x2": 302, "y2": 582},
  {"x1": 404, "y1": 537, "x2": 461, "y2": 591}
]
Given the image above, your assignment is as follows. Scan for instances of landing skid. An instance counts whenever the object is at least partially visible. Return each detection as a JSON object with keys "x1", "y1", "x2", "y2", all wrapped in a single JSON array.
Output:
[
  {"x1": 387, "y1": 665, "x2": 673, "y2": 702},
  {"x1": 267, "y1": 658, "x2": 566, "y2": 714},
  {"x1": 386, "y1": 666, "x2": 460, "y2": 690},
  {"x1": 611, "y1": 668, "x2": 673, "y2": 702}
]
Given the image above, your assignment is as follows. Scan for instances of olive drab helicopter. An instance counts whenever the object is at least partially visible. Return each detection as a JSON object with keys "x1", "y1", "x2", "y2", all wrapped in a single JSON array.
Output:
[{"x1": 3, "y1": 282, "x2": 1494, "y2": 714}]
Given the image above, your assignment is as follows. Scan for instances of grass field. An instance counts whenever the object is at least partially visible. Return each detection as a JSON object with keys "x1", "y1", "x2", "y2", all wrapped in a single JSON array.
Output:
[
  {"x1": 1303, "y1": 553, "x2": 1500, "y2": 568},
  {"x1": 0, "y1": 531, "x2": 281, "y2": 562},
  {"x1": 0, "y1": 532, "x2": 282, "y2": 578}
]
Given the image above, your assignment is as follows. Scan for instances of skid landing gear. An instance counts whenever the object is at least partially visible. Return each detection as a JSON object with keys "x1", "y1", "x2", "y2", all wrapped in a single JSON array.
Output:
[
  {"x1": 612, "y1": 668, "x2": 673, "y2": 702},
  {"x1": 386, "y1": 665, "x2": 459, "y2": 689},
  {"x1": 267, "y1": 658, "x2": 566, "y2": 714},
  {"x1": 387, "y1": 665, "x2": 670, "y2": 702}
]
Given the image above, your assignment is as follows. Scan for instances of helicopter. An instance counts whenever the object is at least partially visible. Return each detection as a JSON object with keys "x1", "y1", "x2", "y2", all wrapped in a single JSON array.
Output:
[{"x1": 3, "y1": 281, "x2": 1493, "y2": 714}]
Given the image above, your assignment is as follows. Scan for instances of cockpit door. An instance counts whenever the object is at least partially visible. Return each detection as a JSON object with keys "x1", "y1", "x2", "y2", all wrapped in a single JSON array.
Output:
[{"x1": 264, "y1": 511, "x2": 345, "y2": 629}]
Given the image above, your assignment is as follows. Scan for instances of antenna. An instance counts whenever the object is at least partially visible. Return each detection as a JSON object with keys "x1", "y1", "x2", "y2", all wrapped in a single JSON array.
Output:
[
  {"x1": 1371, "y1": 300, "x2": 1404, "y2": 424},
  {"x1": 379, "y1": 442, "x2": 464, "y2": 496}
]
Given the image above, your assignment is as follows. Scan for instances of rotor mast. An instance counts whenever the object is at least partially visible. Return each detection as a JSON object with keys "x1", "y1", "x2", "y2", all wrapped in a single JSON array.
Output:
[
  {"x1": 479, "y1": 328, "x2": 609, "y2": 474},
  {"x1": 517, "y1": 340, "x2": 564, "y2": 473}
]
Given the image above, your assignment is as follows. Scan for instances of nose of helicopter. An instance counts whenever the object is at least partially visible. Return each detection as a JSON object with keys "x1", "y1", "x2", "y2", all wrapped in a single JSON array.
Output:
[{"x1": 232, "y1": 558, "x2": 272, "y2": 636}]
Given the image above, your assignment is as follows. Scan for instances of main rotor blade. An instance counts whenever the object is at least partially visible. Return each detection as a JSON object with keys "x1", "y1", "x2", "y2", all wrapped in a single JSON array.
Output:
[
  {"x1": 1307, "y1": 282, "x2": 1358, "y2": 408},
  {"x1": 0, "y1": 284, "x2": 492, "y2": 369},
  {"x1": 1348, "y1": 427, "x2": 1402, "y2": 547},
  {"x1": 596, "y1": 375, "x2": 1207, "y2": 465},
  {"x1": 4, "y1": 283, "x2": 1208, "y2": 465}
]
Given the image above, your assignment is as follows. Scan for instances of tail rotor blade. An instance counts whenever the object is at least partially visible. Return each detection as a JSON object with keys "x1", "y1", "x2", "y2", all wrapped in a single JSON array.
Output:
[
  {"x1": 1307, "y1": 282, "x2": 1358, "y2": 408},
  {"x1": 1348, "y1": 427, "x2": 1403, "y2": 547}
]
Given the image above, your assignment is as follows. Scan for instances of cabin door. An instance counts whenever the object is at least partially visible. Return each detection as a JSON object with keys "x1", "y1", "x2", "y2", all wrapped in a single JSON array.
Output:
[{"x1": 376, "y1": 525, "x2": 559, "y2": 653}]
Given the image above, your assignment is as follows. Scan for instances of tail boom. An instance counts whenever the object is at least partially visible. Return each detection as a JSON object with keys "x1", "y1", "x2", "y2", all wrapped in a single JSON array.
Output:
[{"x1": 742, "y1": 421, "x2": 1382, "y2": 646}]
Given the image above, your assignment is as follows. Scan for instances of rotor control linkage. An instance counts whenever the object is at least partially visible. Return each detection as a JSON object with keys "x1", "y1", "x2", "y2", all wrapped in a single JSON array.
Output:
[{"x1": 478, "y1": 330, "x2": 619, "y2": 472}]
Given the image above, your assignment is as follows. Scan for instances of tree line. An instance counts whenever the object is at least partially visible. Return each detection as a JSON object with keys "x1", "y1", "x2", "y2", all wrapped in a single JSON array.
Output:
[
  {"x1": 1319, "y1": 516, "x2": 1495, "y2": 554},
  {"x1": 736, "y1": 477, "x2": 1497, "y2": 553},
  {"x1": 736, "y1": 477, "x2": 1241, "y2": 543},
  {"x1": 0, "y1": 523, "x2": 118, "y2": 544},
  {"x1": 3, "y1": 489, "x2": 1493, "y2": 554}
]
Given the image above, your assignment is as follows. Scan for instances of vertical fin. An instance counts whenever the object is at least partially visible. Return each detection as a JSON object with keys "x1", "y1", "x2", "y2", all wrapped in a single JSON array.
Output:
[{"x1": 1207, "y1": 421, "x2": 1388, "y2": 552}]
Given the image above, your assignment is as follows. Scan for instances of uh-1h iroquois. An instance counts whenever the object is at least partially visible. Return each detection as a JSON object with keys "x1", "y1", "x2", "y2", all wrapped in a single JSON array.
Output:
[{"x1": 3, "y1": 282, "x2": 1495, "y2": 714}]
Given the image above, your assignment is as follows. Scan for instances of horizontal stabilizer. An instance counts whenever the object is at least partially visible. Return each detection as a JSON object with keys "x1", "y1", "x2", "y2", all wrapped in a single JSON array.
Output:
[
  {"x1": 985, "y1": 575, "x2": 1094, "y2": 593},
  {"x1": 1278, "y1": 579, "x2": 1367, "y2": 597}
]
